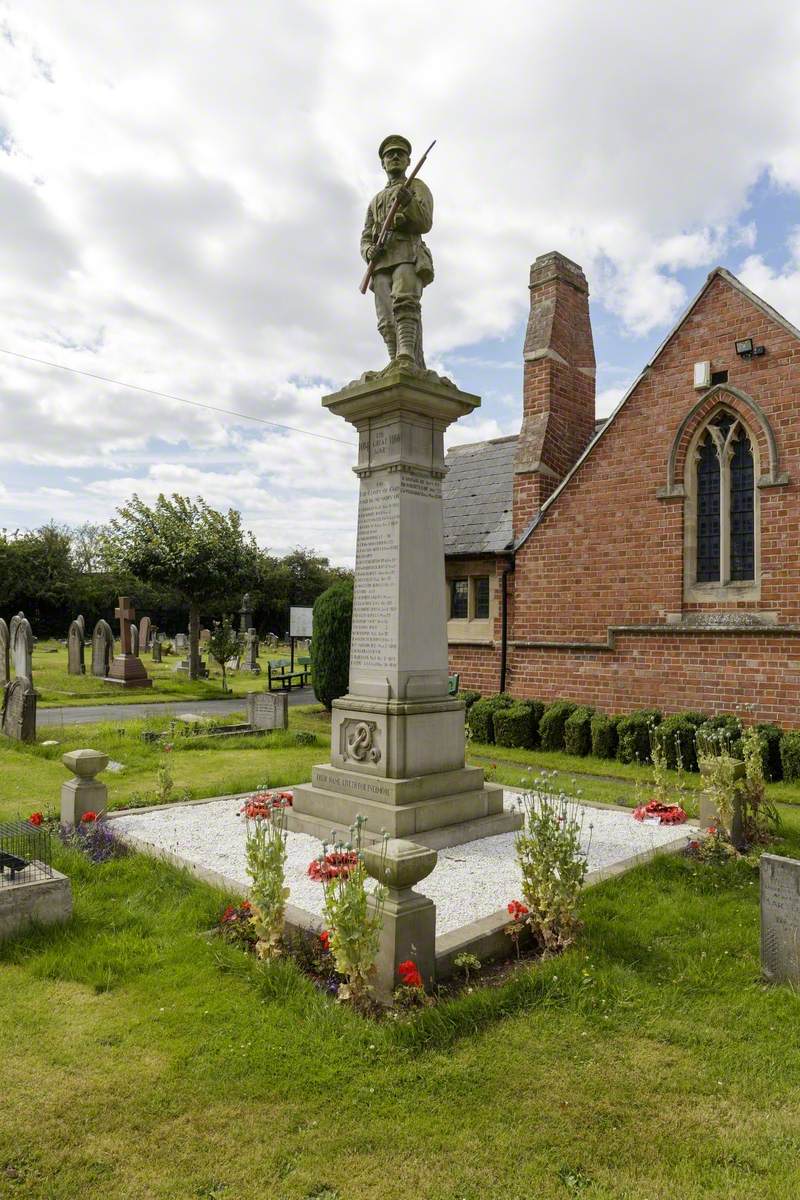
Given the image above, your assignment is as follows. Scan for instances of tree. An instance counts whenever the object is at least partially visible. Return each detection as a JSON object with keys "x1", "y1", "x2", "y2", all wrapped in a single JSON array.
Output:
[
  {"x1": 104, "y1": 494, "x2": 259, "y2": 680},
  {"x1": 208, "y1": 616, "x2": 242, "y2": 694},
  {"x1": 310, "y1": 577, "x2": 353, "y2": 710}
]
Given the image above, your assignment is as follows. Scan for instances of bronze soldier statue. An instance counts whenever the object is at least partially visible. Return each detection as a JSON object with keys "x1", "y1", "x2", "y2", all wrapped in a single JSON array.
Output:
[{"x1": 360, "y1": 134, "x2": 434, "y2": 369}]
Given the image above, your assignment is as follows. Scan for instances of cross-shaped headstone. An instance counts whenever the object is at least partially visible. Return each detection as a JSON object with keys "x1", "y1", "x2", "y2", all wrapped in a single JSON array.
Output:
[{"x1": 114, "y1": 596, "x2": 136, "y2": 655}]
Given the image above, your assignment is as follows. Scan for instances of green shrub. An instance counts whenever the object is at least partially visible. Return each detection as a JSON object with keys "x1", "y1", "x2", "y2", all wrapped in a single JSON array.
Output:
[
  {"x1": 310, "y1": 578, "x2": 353, "y2": 710},
  {"x1": 494, "y1": 702, "x2": 539, "y2": 750},
  {"x1": 780, "y1": 731, "x2": 800, "y2": 782},
  {"x1": 590, "y1": 713, "x2": 620, "y2": 759},
  {"x1": 467, "y1": 694, "x2": 514, "y2": 745},
  {"x1": 755, "y1": 722, "x2": 783, "y2": 782},
  {"x1": 616, "y1": 709, "x2": 662, "y2": 765},
  {"x1": 539, "y1": 700, "x2": 578, "y2": 752},
  {"x1": 696, "y1": 715, "x2": 743, "y2": 761},
  {"x1": 563, "y1": 706, "x2": 595, "y2": 756},
  {"x1": 458, "y1": 690, "x2": 482, "y2": 712},
  {"x1": 651, "y1": 713, "x2": 700, "y2": 772}
]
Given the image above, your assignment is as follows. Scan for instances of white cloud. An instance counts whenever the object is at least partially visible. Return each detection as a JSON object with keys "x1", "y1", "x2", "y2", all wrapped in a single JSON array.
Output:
[
  {"x1": 1, "y1": 0, "x2": 799, "y2": 558},
  {"x1": 737, "y1": 228, "x2": 800, "y2": 330}
]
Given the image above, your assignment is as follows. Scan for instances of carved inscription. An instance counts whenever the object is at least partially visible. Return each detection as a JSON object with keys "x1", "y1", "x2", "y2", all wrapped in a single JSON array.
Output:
[
  {"x1": 761, "y1": 853, "x2": 800, "y2": 982},
  {"x1": 314, "y1": 769, "x2": 391, "y2": 801},
  {"x1": 351, "y1": 476, "x2": 400, "y2": 670}
]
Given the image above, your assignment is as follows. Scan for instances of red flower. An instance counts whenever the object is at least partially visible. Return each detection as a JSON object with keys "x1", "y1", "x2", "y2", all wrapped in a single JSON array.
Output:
[
  {"x1": 319, "y1": 930, "x2": 330, "y2": 952},
  {"x1": 81, "y1": 811, "x2": 98, "y2": 823},
  {"x1": 507, "y1": 900, "x2": 529, "y2": 920},
  {"x1": 28, "y1": 812, "x2": 44, "y2": 827},
  {"x1": 398, "y1": 960, "x2": 422, "y2": 988},
  {"x1": 222, "y1": 905, "x2": 237, "y2": 922},
  {"x1": 241, "y1": 900, "x2": 251, "y2": 910},
  {"x1": 307, "y1": 851, "x2": 359, "y2": 883}
]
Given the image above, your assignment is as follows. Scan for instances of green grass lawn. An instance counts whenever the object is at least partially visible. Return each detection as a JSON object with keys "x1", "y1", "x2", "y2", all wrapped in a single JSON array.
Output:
[
  {"x1": 29, "y1": 638, "x2": 309, "y2": 708},
  {"x1": 2, "y1": 806, "x2": 800, "y2": 1196},
  {"x1": 0, "y1": 705, "x2": 331, "y2": 822}
]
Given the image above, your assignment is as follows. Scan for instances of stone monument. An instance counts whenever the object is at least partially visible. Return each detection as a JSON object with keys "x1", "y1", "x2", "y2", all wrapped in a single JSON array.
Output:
[
  {"x1": 761, "y1": 853, "x2": 800, "y2": 983},
  {"x1": 76, "y1": 613, "x2": 85, "y2": 640},
  {"x1": 291, "y1": 366, "x2": 520, "y2": 849},
  {"x1": 246, "y1": 691, "x2": 288, "y2": 730},
  {"x1": 0, "y1": 618, "x2": 8, "y2": 686},
  {"x1": 91, "y1": 619, "x2": 114, "y2": 677},
  {"x1": 106, "y1": 597, "x2": 152, "y2": 688},
  {"x1": 67, "y1": 619, "x2": 86, "y2": 675},
  {"x1": 239, "y1": 593, "x2": 253, "y2": 635},
  {"x1": 1, "y1": 676, "x2": 36, "y2": 742},
  {"x1": 139, "y1": 615, "x2": 152, "y2": 651},
  {"x1": 12, "y1": 617, "x2": 33, "y2": 681},
  {"x1": 9, "y1": 612, "x2": 24, "y2": 650},
  {"x1": 130, "y1": 623, "x2": 139, "y2": 656},
  {"x1": 242, "y1": 627, "x2": 260, "y2": 674},
  {"x1": 152, "y1": 636, "x2": 162, "y2": 663},
  {"x1": 61, "y1": 749, "x2": 109, "y2": 825}
]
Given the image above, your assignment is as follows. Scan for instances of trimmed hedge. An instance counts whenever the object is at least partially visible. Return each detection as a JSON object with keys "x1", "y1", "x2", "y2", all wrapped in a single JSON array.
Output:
[
  {"x1": 590, "y1": 712, "x2": 620, "y2": 759},
  {"x1": 781, "y1": 732, "x2": 800, "y2": 783},
  {"x1": 756, "y1": 722, "x2": 783, "y2": 782},
  {"x1": 467, "y1": 693, "x2": 514, "y2": 745},
  {"x1": 616, "y1": 709, "x2": 662, "y2": 765},
  {"x1": 458, "y1": 690, "x2": 482, "y2": 712},
  {"x1": 652, "y1": 713, "x2": 701, "y2": 772},
  {"x1": 494, "y1": 702, "x2": 540, "y2": 750},
  {"x1": 564, "y1": 706, "x2": 595, "y2": 757},
  {"x1": 539, "y1": 700, "x2": 578, "y2": 752}
]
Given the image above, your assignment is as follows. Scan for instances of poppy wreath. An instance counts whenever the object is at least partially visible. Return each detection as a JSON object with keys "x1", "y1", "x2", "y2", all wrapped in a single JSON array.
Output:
[{"x1": 633, "y1": 800, "x2": 687, "y2": 825}]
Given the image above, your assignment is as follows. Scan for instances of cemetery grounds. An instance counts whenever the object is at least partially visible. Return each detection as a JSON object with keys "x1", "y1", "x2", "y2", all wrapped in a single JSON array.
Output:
[{"x1": 2, "y1": 705, "x2": 800, "y2": 1198}]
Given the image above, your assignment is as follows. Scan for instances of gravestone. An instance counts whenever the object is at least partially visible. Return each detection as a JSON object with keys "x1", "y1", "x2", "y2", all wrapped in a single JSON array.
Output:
[
  {"x1": 67, "y1": 620, "x2": 86, "y2": 675},
  {"x1": 9, "y1": 612, "x2": 24, "y2": 650},
  {"x1": 242, "y1": 628, "x2": 260, "y2": 674},
  {"x1": 265, "y1": 632, "x2": 279, "y2": 649},
  {"x1": 152, "y1": 638, "x2": 162, "y2": 663},
  {"x1": 239, "y1": 593, "x2": 253, "y2": 634},
  {"x1": 0, "y1": 619, "x2": 8, "y2": 686},
  {"x1": 174, "y1": 632, "x2": 189, "y2": 653},
  {"x1": 130, "y1": 623, "x2": 139, "y2": 656},
  {"x1": 761, "y1": 853, "x2": 800, "y2": 983},
  {"x1": 76, "y1": 613, "x2": 86, "y2": 640},
  {"x1": 139, "y1": 616, "x2": 151, "y2": 650},
  {"x1": 12, "y1": 618, "x2": 33, "y2": 682},
  {"x1": 246, "y1": 691, "x2": 288, "y2": 730},
  {"x1": 106, "y1": 596, "x2": 152, "y2": 688},
  {"x1": 91, "y1": 619, "x2": 114, "y2": 677},
  {"x1": 291, "y1": 367, "x2": 520, "y2": 850},
  {"x1": 1, "y1": 676, "x2": 36, "y2": 742},
  {"x1": 199, "y1": 628, "x2": 211, "y2": 646}
]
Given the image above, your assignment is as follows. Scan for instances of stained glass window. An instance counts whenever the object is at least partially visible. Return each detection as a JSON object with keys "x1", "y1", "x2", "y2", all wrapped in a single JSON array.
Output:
[
  {"x1": 696, "y1": 432, "x2": 721, "y2": 582},
  {"x1": 730, "y1": 430, "x2": 755, "y2": 580}
]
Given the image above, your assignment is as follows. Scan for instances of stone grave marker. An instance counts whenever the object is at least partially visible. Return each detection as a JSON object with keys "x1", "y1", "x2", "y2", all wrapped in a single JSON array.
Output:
[
  {"x1": 152, "y1": 639, "x2": 162, "y2": 663},
  {"x1": 200, "y1": 628, "x2": 211, "y2": 646},
  {"x1": 239, "y1": 593, "x2": 253, "y2": 634},
  {"x1": 139, "y1": 615, "x2": 152, "y2": 650},
  {"x1": 174, "y1": 632, "x2": 189, "y2": 652},
  {"x1": 242, "y1": 628, "x2": 260, "y2": 673},
  {"x1": 76, "y1": 613, "x2": 86, "y2": 640},
  {"x1": 1, "y1": 676, "x2": 36, "y2": 742},
  {"x1": 264, "y1": 632, "x2": 278, "y2": 648},
  {"x1": 12, "y1": 618, "x2": 33, "y2": 681},
  {"x1": 130, "y1": 623, "x2": 139, "y2": 656},
  {"x1": 67, "y1": 619, "x2": 86, "y2": 675},
  {"x1": 106, "y1": 596, "x2": 152, "y2": 688},
  {"x1": 0, "y1": 618, "x2": 8, "y2": 686},
  {"x1": 246, "y1": 691, "x2": 288, "y2": 730},
  {"x1": 761, "y1": 853, "x2": 800, "y2": 983},
  {"x1": 9, "y1": 612, "x2": 24, "y2": 650},
  {"x1": 91, "y1": 619, "x2": 114, "y2": 677}
]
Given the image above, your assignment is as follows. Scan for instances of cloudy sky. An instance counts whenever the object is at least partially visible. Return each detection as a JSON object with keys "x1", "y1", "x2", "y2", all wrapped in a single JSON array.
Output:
[{"x1": 2, "y1": 1, "x2": 800, "y2": 564}]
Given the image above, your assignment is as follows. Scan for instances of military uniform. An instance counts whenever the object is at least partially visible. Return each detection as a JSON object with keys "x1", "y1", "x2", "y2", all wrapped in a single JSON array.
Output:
[{"x1": 361, "y1": 136, "x2": 434, "y2": 367}]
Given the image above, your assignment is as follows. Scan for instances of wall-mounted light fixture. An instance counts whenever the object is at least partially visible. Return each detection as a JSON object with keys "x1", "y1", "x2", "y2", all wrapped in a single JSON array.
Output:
[{"x1": 734, "y1": 337, "x2": 765, "y2": 359}]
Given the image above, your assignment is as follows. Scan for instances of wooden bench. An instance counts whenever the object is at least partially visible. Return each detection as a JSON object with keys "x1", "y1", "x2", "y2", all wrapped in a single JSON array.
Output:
[{"x1": 267, "y1": 659, "x2": 307, "y2": 692}]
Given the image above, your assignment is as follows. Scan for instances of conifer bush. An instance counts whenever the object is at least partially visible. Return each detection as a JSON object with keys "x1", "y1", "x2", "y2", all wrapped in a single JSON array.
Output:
[
  {"x1": 563, "y1": 706, "x2": 595, "y2": 756},
  {"x1": 458, "y1": 690, "x2": 482, "y2": 712},
  {"x1": 310, "y1": 577, "x2": 353, "y2": 710},
  {"x1": 616, "y1": 710, "x2": 662, "y2": 764},
  {"x1": 467, "y1": 693, "x2": 514, "y2": 744},
  {"x1": 538, "y1": 700, "x2": 578, "y2": 752},
  {"x1": 590, "y1": 712, "x2": 620, "y2": 759}
]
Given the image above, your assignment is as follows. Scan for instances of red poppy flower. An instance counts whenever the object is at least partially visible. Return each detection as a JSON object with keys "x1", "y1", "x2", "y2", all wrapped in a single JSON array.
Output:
[
  {"x1": 28, "y1": 812, "x2": 44, "y2": 827},
  {"x1": 222, "y1": 905, "x2": 236, "y2": 922},
  {"x1": 319, "y1": 930, "x2": 330, "y2": 951},
  {"x1": 241, "y1": 900, "x2": 251, "y2": 910},
  {"x1": 507, "y1": 900, "x2": 529, "y2": 920},
  {"x1": 81, "y1": 811, "x2": 98, "y2": 823},
  {"x1": 398, "y1": 960, "x2": 422, "y2": 988},
  {"x1": 307, "y1": 851, "x2": 359, "y2": 883}
]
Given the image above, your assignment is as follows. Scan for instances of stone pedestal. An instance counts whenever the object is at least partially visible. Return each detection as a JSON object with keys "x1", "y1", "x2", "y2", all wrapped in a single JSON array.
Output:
[
  {"x1": 106, "y1": 655, "x2": 153, "y2": 688},
  {"x1": 61, "y1": 749, "x2": 109, "y2": 825},
  {"x1": 364, "y1": 838, "x2": 437, "y2": 1003},
  {"x1": 291, "y1": 365, "x2": 521, "y2": 849}
]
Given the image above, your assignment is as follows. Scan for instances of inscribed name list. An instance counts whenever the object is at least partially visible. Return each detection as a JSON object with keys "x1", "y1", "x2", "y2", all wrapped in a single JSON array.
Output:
[{"x1": 351, "y1": 475, "x2": 400, "y2": 670}]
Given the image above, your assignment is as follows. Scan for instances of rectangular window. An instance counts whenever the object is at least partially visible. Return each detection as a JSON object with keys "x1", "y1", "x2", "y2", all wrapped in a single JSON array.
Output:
[
  {"x1": 473, "y1": 576, "x2": 490, "y2": 619},
  {"x1": 450, "y1": 579, "x2": 468, "y2": 619}
]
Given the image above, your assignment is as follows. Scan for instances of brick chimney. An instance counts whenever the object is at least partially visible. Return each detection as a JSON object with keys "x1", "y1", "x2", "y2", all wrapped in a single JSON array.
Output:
[{"x1": 513, "y1": 252, "x2": 596, "y2": 539}]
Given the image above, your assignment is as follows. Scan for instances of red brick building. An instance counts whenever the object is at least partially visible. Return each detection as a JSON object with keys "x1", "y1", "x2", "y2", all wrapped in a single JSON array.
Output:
[{"x1": 443, "y1": 251, "x2": 800, "y2": 726}]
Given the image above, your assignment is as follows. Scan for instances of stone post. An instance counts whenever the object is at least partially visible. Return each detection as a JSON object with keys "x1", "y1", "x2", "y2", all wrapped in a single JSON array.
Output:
[
  {"x1": 61, "y1": 749, "x2": 109, "y2": 825},
  {"x1": 699, "y1": 758, "x2": 746, "y2": 845},
  {"x1": 363, "y1": 837, "x2": 438, "y2": 1004},
  {"x1": 291, "y1": 364, "x2": 520, "y2": 849}
]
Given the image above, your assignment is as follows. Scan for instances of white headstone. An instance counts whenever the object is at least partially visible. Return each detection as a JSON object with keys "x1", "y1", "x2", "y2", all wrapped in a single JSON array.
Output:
[
  {"x1": 761, "y1": 853, "x2": 800, "y2": 983},
  {"x1": 246, "y1": 691, "x2": 288, "y2": 730}
]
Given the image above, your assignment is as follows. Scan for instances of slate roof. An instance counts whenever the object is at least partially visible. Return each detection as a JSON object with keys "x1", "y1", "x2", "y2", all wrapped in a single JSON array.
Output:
[{"x1": 442, "y1": 435, "x2": 517, "y2": 556}]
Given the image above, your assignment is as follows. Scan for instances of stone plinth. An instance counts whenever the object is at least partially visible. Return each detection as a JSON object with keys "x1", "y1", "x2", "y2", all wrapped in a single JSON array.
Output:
[
  {"x1": 291, "y1": 365, "x2": 521, "y2": 849},
  {"x1": 61, "y1": 749, "x2": 109, "y2": 825},
  {"x1": 0, "y1": 868, "x2": 72, "y2": 941},
  {"x1": 363, "y1": 838, "x2": 437, "y2": 1003},
  {"x1": 106, "y1": 654, "x2": 153, "y2": 688}
]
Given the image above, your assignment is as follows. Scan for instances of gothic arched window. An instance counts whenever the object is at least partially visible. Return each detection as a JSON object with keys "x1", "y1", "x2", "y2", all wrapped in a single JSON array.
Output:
[{"x1": 688, "y1": 410, "x2": 756, "y2": 592}]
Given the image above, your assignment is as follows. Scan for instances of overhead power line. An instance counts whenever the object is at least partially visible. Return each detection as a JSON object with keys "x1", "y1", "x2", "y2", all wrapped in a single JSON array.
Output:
[{"x1": 0, "y1": 346, "x2": 355, "y2": 447}]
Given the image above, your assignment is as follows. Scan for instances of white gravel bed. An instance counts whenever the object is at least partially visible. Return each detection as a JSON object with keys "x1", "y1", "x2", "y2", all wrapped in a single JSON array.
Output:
[{"x1": 111, "y1": 791, "x2": 693, "y2": 935}]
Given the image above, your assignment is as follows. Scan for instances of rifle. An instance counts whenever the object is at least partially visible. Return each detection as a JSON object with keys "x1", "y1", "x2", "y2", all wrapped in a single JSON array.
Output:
[{"x1": 359, "y1": 139, "x2": 436, "y2": 294}]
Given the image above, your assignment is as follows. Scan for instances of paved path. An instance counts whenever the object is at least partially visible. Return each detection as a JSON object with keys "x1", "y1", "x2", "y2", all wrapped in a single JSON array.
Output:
[{"x1": 38, "y1": 688, "x2": 316, "y2": 727}]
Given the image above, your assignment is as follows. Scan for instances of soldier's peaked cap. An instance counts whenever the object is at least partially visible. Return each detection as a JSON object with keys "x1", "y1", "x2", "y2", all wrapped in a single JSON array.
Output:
[{"x1": 379, "y1": 134, "x2": 411, "y2": 159}]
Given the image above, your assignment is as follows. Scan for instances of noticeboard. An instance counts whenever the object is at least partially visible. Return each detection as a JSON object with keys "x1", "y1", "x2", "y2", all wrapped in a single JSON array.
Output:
[{"x1": 289, "y1": 606, "x2": 314, "y2": 639}]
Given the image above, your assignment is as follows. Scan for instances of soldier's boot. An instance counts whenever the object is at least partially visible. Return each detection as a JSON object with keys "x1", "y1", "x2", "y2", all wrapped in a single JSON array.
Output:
[
  {"x1": 378, "y1": 323, "x2": 397, "y2": 362},
  {"x1": 394, "y1": 312, "x2": 419, "y2": 368}
]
